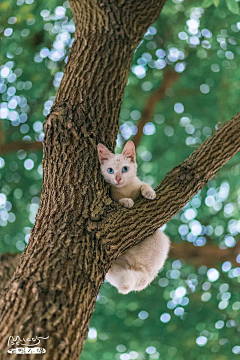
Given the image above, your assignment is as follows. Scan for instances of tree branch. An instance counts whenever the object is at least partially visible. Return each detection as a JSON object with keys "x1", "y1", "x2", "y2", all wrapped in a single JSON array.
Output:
[
  {"x1": 69, "y1": 0, "x2": 166, "y2": 43},
  {"x1": 1, "y1": 240, "x2": 239, "y2": 295},
  {"x1": 133, "y1": 68, "x2": 179, "y2": 147},
  {"x1": 0, "y1": 140, "x2": 42, "y2": 154},
  {"x1": 170, "y1": 241, "x2": 240, "y2": 268},
  {"x1": 0, "y1": 66, "x2": 178, "y2": 155},
  {"x1": 0, "y1": 1, "x2": 169, "y2": 358},
  {"x1": 98, "y1": 112, "x2": 240, "y2": 257}
]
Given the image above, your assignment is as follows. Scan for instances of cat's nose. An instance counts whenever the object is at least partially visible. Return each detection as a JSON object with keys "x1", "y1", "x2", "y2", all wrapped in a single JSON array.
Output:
[{"x1": 115, "y1": 177, "x2": 121, "y2": 183}]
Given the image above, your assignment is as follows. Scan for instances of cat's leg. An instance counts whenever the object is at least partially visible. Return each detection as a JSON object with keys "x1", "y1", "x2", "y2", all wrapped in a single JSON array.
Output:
[
  {"x1": 119, "y1": 268, "x2": 150, "y2": 293},
  {"x1": 119, "y1": 198, "x2": 134, "y2": 208},
  {"x1": 106, "y1": 230, "x2": 170, "y2": 294},
  {"x1": 133, "y1": 269, "x2": 150, "y2": 292},
  {"x1": 140, "y1": 183, "x2": 156, "y2": 200},
  {"x1": 120, "y1": 230, "x2": 170, "y2": 291},
  {"x1": 106, "y1": 268, "x2": 137, "y2": 294},
  {"x1": 117, "y1": 269, "x2": 138, "y2": 294}
]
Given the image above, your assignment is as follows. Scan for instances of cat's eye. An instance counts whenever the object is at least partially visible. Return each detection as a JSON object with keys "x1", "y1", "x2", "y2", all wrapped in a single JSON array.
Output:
[
  {"x1": 122, "y1": 166, "x2": 129, "y2": 173},
  {"x1": 107, "y1": 168, "x2": 114, "y2": 174}
]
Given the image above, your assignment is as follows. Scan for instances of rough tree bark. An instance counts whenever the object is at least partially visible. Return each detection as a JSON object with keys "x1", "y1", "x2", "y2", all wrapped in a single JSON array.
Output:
[
  {"x1": 0, "y1": 254, "x2": 22, "y2": 295},
  {"x1": 0, "y1": 1, "x2": 165, "y2": 359},
  {"x1": 0, "y1": 68, "x2": 179, "y2": 154},
  {"x1": 0, "y1": 67, "x2": 179, "y2": 155},
  {"x1": 1, "y1": 238, "x2": 240, "y2": 297},
  {"x1": 0, "y1": 1, "x2": 239, "y2": 360}
]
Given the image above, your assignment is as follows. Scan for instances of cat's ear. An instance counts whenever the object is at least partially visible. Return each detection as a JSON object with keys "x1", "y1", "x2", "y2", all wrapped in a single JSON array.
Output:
[
  {"x1": 97, "y1": 144, "x2": 113, "y2": 164},
  {"x1": 122, "y1": 141, "x2": 135, "y2": 162}
]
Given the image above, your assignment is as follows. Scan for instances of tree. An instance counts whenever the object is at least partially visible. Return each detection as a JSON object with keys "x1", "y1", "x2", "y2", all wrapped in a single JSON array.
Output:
[{"x1": 0, "y1": 0, "x2": 240, "y2": 359}]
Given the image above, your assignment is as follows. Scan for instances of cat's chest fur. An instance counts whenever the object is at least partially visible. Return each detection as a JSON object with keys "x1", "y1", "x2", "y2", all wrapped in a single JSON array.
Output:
[{"x1": 111, "y1": 177, "x2": 142, "y2": 201}]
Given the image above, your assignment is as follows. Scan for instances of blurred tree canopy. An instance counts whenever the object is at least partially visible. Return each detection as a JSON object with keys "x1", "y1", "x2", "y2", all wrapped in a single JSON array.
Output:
[{"x1": 0, "y1": 0, "x2": 240, "y2": 359}]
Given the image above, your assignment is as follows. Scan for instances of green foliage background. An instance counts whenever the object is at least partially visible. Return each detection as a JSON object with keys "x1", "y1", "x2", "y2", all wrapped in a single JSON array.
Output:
[{"x1": 0, "y1": 0, "x2": 240, "y2": 359}]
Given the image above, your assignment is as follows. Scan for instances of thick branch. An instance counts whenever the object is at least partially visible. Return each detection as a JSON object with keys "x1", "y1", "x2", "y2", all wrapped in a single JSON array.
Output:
[
  {"x1": 0, "y1": 1, "x2": 168, "y2": 359},
  {"x1": 133, "y1": 68, "x2": 179, "y2": 147},
  {"x1": 0, "y1": 67, "x2": 178, "y2": 155},
  {"x1": 0, "y1": 140, "x2": 42, "y2": 154},
  {"x1": 1, "y1": 240, "x2": 239, "y2": 295},
  {"x1": 98, "y1": 112, "x2": 240, "y2": 256},
  {"x1": 70, "y1": 0, "x2": 166, "y2": 43},
  {"x1": 55, "y1": 0, "x2": 166, "y2": 149},
  {"x1": 170, "y1": 242, "x2": 240, "y2": 268}
]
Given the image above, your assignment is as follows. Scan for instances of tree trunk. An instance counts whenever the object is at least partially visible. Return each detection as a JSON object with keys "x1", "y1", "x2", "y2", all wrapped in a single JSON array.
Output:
[
  {"x1": 1, "y1": 238, "x2": 240, "y2": 298},
  {"x1": 0, "y1": 1, "x2": 166, "y2": 359},
  {"x1": 0, "y1": 1, "x2": 239, "y2": 359}
]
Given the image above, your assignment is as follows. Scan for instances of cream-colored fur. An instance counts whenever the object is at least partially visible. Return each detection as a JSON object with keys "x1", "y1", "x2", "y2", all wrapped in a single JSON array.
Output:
[{"x1": 97, "y1": 141, "x2": 170, "y2": 294}]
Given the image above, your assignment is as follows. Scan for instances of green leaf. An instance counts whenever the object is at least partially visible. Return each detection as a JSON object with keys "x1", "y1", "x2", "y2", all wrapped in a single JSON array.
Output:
[
  {"x1": 202, "y1": 0, "x2": 213, "y2": 7},
  {"x1": 225, "y1": 0, "x2": 240, "y2": 14},
  {"x1": 213, "y1": 0, "x2": 220, "y2": 6}
]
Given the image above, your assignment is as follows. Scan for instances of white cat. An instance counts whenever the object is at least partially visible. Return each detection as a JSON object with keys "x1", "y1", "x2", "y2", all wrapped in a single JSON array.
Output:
[{"x1": 98, "y1": 141, "x2": 170, "y2": 294}]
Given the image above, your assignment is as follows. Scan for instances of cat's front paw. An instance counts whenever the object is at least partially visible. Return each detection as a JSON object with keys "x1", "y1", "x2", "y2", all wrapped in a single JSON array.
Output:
[
  {"x1": 119, "y1": 198, "x2": 134, "y2": 208},
  {"x1": 142, "y1": 189, "x2": 156, "y2": 200}
]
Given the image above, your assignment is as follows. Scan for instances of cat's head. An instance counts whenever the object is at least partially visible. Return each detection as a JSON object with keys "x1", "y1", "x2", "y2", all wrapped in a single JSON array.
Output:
[{"x1": 97, "y1": 141, "x2": 137, "y2": 188}]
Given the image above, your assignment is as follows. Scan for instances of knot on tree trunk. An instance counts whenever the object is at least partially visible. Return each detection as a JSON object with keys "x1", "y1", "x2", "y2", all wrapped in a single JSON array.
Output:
[
  {"x1": 172, "y1": 163, "x2": 200, "y2": 183},
  {"x1": 44, "y1": 102, "x2": 96, "y2": 146}
]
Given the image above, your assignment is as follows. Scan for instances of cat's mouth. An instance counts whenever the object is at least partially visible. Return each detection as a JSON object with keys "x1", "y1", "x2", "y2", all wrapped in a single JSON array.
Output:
[{"x1": 113, "y1": 182, "x2": 125, "y2": 188}]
